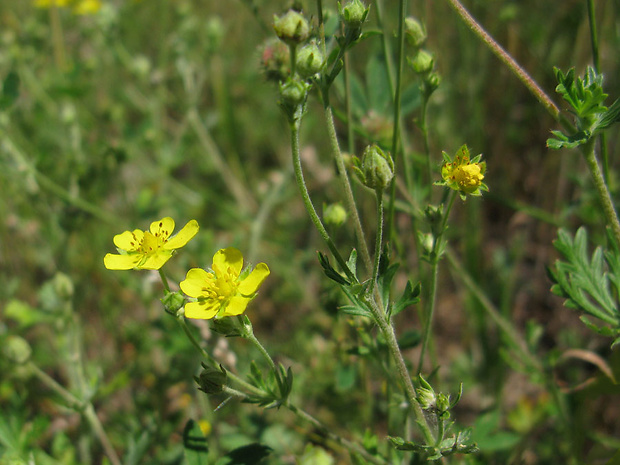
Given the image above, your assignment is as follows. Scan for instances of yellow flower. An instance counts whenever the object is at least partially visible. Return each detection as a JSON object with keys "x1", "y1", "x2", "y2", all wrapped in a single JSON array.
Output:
[
  {"x1": 35, "y1": 0, "x2": 71, "y2": 7},
  {"x1": 104, "y1": 217, "x2": 199, "y2": 270},
  {"x1": 439, "y1": 144, "x2": 488, "y2": 199},
  {"x1": 73, "y1": 0, "x2": 102, "y2": 14},
  {"x1": 180, "y1": 248, "x2": 270, "y2": 320}
]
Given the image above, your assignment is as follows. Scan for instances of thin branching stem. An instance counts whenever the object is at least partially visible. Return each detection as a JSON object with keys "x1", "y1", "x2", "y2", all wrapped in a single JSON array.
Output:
[
  {"x1": 417, "y1": 190, "x2": 456, "y2": 374},
  {"x1": 582, "y1": 138, "x2": 620, "y2": 246}
]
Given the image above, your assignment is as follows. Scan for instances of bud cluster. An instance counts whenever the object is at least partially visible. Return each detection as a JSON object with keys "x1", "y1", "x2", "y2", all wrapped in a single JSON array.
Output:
[{"x1": 405, "y1": 16, "x2": 440, "y2": 96}]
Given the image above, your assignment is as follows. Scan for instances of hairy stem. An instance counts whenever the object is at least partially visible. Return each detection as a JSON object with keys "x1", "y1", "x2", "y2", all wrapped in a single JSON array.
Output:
[
  {"x1": 444, "y1": 0, "x2": 560, "y2": 122},
  {"x1": 582, "y1": 139, "x2": 620, "y2": 246}
]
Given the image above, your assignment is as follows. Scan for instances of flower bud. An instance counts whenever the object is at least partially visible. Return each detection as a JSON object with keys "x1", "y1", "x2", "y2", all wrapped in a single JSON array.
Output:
[
  {"x1": 296, "y1": 42, "x2": 324, "y2": 79},
  {"x1": 279, "y1": 77, "x2": 310, "y2": 107},
  {"x1": 323, "y1": 203, "x2": 347, "y2": 227},
  {"x1": 409, "y1": 49, "x2": 434, "y2": 74},
  {"x1": 404, "y1": 17, "x2": 426, "y2": 48},
  {"x1": 417, "y1": 386, "x2": 436, "y2": 409},
  {"x1": 194, "y1": 364, "x2": 227, "y2": 395},
  {"x1": 339, "y1": 0, "x2": 369, "y2": 29},
  {"x1": 259, "y1": 38, "x2": 290, "y2": 83},
  {"x1": 4, "y1": 336, "x2": 32, "y2": 365},
  {"x1": 161, "y1": 291, "x2": 185, "y2": 314},
  {"x1": 273, "y1": 10, "x2": 310, "y2": 46},
  {"x1": 361, "y1": 144, "x2": 394, "y2": 190}
]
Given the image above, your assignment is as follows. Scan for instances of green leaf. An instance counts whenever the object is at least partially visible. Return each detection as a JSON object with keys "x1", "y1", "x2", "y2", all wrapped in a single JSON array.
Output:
[
  {"x1": 222, "y1": 443, "x2": 272, "y2": 465},
  {"x1": 391, "y1": 281, "x2": 421, "y2": 316},
  {"x1": 183, "y1": 420, "x2": 209, "y2": 465},
  {"x1": 550, "y1": 227, "x2": 620, "y2": 340},
  {"x1": 317, "y1": 252, "x2": 349, "y2": 285},
  {"x1": 0, "y1": 71, "x2": 20, "y2": 110}
]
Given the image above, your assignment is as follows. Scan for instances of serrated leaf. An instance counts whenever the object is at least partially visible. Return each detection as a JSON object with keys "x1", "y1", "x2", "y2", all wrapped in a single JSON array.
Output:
[
  {"x1": 340, "y1": 305, "x2": 373, "y2": 318},
  {"x1": 318, "y1": 251, "x2": 350, "y2": 285}
]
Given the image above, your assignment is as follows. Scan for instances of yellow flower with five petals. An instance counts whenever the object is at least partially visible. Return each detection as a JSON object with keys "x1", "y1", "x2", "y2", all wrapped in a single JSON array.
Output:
[
  {"x1": 438, "y1": 144, "x2": 488, "y2": 199},
  {"x1": 180, "y1": 248, "x2": 270, "y2": 320},
  {"x1": 104, "y1": 217, "x2": 199, "y2": 270}
]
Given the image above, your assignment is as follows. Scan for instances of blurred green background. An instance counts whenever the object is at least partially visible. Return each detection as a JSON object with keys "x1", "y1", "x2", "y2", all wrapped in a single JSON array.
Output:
[{"x1": 1, "y1": 0, "x2": 620, "y2": 463}]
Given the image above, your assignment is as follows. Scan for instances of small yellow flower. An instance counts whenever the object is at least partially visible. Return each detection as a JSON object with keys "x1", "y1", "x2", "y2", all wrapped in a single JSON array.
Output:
[
  {"x1": 35, "y1": 0, "x2": 71, "y2": 7},
  {"x1": 73, "y1": 0, "x2": 102, "y2": 14},
  {"x1": 180, "y1": 248, "x2": 270, "y2": 320},
  {"x1": 439, "y1": 144, "x2": 488, "y2": 199},
  {"x1": 104, "y1": 217, "x2": 199, "y2": 270}
]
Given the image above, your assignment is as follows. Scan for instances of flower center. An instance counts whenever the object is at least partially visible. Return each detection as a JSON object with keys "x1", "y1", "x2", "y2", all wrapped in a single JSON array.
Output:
[
  {"x1": 454, "y1": 163, "x2": 483, "y2": 188},
  {"x1": 204, "y1": 265, "x2": 240, "y2": 301}
]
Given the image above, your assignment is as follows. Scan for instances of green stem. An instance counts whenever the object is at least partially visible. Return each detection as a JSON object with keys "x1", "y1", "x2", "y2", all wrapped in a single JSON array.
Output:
[
  {"x1": 420, "y1": 94, "x2": 433, "y2": 188},
  {"x1": 285, "y1": 402, "x2": 390, "y2": 465},
  {"x1": 444, "y1": 0, "x2": 561, "y2": 122},
  {"x1": 49, "y1": 3, "x2": 66, "y2": 70},
  {"x1": 582, "y1": 138, "x2": 620, "y2": 246},
  {"x1": 417, "y1": 190, "x2": 456, "y2": 374},
  {"x1": 344, "y1": 53, "x2": 355, "y2": 155},
  {"x1": 159, "y1": 269, "x2": 170, "y2": 293},
  {"x1": 176, "y1": 316, "x2": 264, "y2": 397},
  {"x1": 366, "y1": 299, "x2": 435, "y2": 444},
  {"x1": 290, "y1": 118, "x2": 357, "y2": 283},
  {"x1": 323, "y1": 105, "x2": 373, "y2": 275},
  {"x1": 371, "y1": 189, "x2": 384, "y2": 291},
  {"x1": 246, "y1": 330, "x2": 277, "y2": 373}
]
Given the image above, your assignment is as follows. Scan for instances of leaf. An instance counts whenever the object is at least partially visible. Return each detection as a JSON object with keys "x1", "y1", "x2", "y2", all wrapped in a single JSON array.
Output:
[
  {"x1": 549, "y1": 228, "x2": 620, "y2": 340},
  {"x1": 183, "y1": 420, "x2": 209, "y2": 465},
  {"x1": 222, "y1": 443, "x2": 272, "y2": 465},
  {"x1": 391, "y1": 281, "x2": 421, "y2": 316},
  {"x1": 0, "y1": 71, "x2": 20, "y2": 110},
  {"x1": 317, "y1": 251, "x2": 349, "y2": 285}
]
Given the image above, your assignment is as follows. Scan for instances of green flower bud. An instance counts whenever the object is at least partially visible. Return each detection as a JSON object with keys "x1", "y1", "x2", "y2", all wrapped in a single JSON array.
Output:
[
  {"x1": 194, "y1": 364, "x2": 227, "y2": 395},
  {"x1": 417, "y1": 386, "x2": 436, "y2": 409},
  {"x1": 409, "y1": 49, "x2": 434, "y2": 74},
  {"x1": 437, "y1": 393, "x2": 451, "y2": 412},
  {"x1": 4, "y1": 336, "x2": 32, "y2": 365},
  {"x1": 423, "y1": 71, "x2": 441, "y2": 96},
  {"x1": 361, "y1": 144, "x2": 394, "y2": 190},
  {"x1": 53, "y1": 272, "x2": 74, "y2": 300},
  {"x1": 273, "y1": 10, "x2": 310, "y2": 46},
  {"x1": 279, "y1": 77, "x2": 310, "y2": 107},
  {"x1": 161, "y1": 291, "x2": 185, "y2": 315},
  {"x1": 259, "y1": 38, "x2": 290, "y2": 83},
  {"x1": 323, "y1": 203, "x2": 347, "y2": 227},
  {"x1": 404, "y1": 17, "x2": 426, "y2": 48},
  {"x1": 296, "y1": 42, "x2": 324, "y2": 79},
  {"x1": 339, "y1": 0, "x2": 369, "y2": 29}
]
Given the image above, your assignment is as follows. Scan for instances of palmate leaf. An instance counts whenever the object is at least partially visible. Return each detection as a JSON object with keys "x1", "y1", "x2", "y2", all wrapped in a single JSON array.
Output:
[{"x1": 549, "y1": 228, "x2": 620, "y2": 339}]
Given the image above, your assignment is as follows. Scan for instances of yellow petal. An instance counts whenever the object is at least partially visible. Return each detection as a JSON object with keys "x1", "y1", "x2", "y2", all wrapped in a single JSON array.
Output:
[
  {"x1": 184, "y1": 301, "x2": 220, "y2": 320},
  {"x1": 113, "y1": 229, "x2": 144, "y2": 251},
  {"x1": 150, "y1": 217, "x2": 175, "y2": 241},
  {"x1": 212, "y1": 248, "x2": 243, "y2": 278},
  {"x1": 139, "y1": 251, "x2": 173, "y2": 270},
  {"x1": 238, "y1": 263, "x2": 270, "y2": 295},
  {"x1": 165, "y1": 219, "x2": 199, "y2": 250},
  {"x1": 104, "y1": 253, "x2": 141, "y2": 270},
  {"x1": 180, "y1": 268, "x2": 213, "y2": 297},
  {"x1": 221, "y1": 295, "x2": 252, "y2": 317}
]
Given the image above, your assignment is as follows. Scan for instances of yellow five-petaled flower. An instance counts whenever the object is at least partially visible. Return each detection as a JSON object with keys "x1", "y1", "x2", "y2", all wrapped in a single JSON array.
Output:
[
  {"x1": 439, "y1": 144, "x2": 488, "y2": 199},
  {"x1": 104, "y1": 217, "x2": 199, "y2": 270},
  {"x1": 180, "y1": 248, "x2": 270, "y2": 320}
]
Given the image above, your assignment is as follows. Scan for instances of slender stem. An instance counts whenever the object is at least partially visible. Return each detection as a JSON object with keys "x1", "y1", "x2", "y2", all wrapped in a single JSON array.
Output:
[
  {"x1": 323, "y1": 105, "x2": 373, "y2": 274},
  {"x1": 344, "y1": 53, "x2": 355, "y2": 155},
  {"x1": 582, "y1": 139, "x2": 620, "y2": 246},
  {"x1": 366, "y1": 299, "x2": 435, "y2": 444},
  {"x1": 246, "y1": 330, "x2": 277, "y2": 373},
  {"x1": 444, "y1": 0, "x2": 561, "y2": 122},
  {"x1": 420, "y1": 94, "x2": 433, "y2": 188},
  {"x1": 290, "y1": 119, "x2": 357, "y2": 283},
  {"x1": 285, "y1": 402, "x2": 390, "y2": 465},
  {"x1": 159, "y1": 269, "x2": 170, "y2": 293},
  {"x1": 49, "y1": 3, "x2": 66, "y2": 70},
  {"x1": 83, "y1": 405, "x2": 122, "y2": 465},
  {"x1": 371, "y1": 189, "x2": 384, "y2": 290},
  {"x1": 417, "y1": 191, "x2": 456, "y2": 374},
  {"x1": 176, "y1": 316, "x2": 264, "y2": 396}
]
